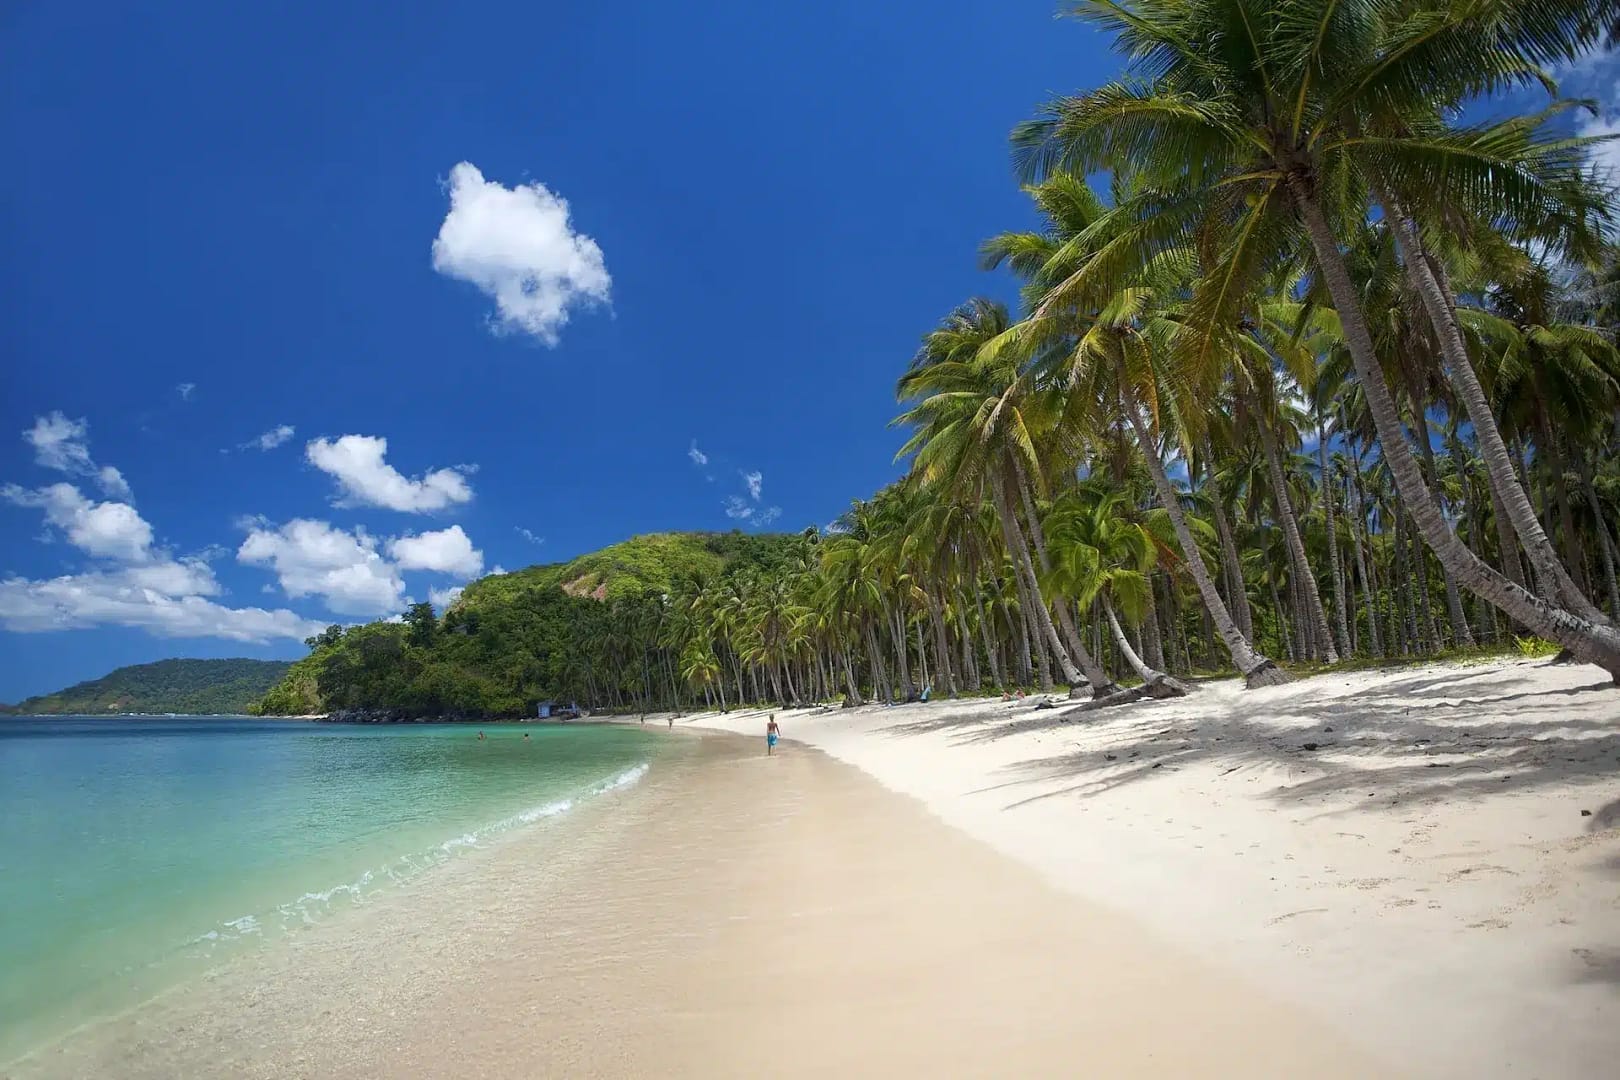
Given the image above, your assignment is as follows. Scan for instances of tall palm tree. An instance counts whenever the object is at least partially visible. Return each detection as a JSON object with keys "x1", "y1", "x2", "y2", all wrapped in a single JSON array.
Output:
[{"x1": 1012, "y1": 0, "x2": 1620, "y2": 679}]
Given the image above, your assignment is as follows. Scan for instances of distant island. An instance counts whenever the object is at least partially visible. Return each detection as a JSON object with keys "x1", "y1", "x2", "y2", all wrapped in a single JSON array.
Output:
[{"x1": 2, "y1": 658, "x2": 294, "y2": 716}]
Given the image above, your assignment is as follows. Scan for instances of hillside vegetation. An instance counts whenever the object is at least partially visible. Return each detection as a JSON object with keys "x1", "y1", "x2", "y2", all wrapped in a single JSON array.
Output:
[
  {"x1": 4, "y1": 659, "x2": 294, "y2": 716},
  {"x1": 254, "y1": 530, "x2": 807, "y2": 718}
]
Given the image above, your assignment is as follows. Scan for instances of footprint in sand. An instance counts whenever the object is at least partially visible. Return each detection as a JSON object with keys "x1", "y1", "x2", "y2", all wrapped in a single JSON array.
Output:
[{"x1": 1467, "y1": 917, "x2": 1513, "y2": 930}]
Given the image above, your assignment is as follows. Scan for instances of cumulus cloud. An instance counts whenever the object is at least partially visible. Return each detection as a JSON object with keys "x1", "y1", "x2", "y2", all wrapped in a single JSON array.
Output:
[
  {"x1": 23, "y1": 412, "x2": 132, "y2": 498},
  {"x1": 742, "y1": 470, "x2": 763, "y2": 501},
  {"x1": 1554, "y1": 50, "x2": 1620, "y2": 182},
  {"x1": 176, "y1": 382, "x2": 197, "y2": 401},
  {"x1": 0, "y1": 571, "x2": 322, "y2": 641},
  {"x1": 428, "y1": 584, "x2": 464, "y2": 610},
  {"x1": 0, "y1": 425, "x2": 329, "y2": 642},
  {"x1": 3, "y1": 483, "x2": 155, "y2": 562},
  {"x1": 515, "y1": 526, "x2": 544, "y2": 545},
  {"x1": 306, "y1": 435, "x2": 474, "y2": 513},
  {"x1": 688, "y1": 441, "x2": 709, "y2": 466},
  {"x1": 388, "y1": 525, "x2": 484, "y2": 579},
  {"x1": 431, "y1": 162, "x2": 611, "y2": 345},
  {"x1": 237, "y1": 519, "x2": 406, "y2": 616},
  {"x1": 244, "y1": 424, "x2": 295, "y2": 451}
]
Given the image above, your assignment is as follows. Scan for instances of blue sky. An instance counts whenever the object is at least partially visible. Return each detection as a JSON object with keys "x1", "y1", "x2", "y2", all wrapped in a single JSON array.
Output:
[{"x1": 0, "y1": 1, "x2": 1107, "y2": 700}]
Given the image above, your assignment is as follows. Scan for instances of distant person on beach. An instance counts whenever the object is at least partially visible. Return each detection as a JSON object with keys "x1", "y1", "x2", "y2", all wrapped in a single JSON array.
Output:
[
  {"x1": 668, "y1": 716, "x2": 673, "y2": 729},
  {"x1": 766, "y1": 715, "x2": 780, "y2": 756}
]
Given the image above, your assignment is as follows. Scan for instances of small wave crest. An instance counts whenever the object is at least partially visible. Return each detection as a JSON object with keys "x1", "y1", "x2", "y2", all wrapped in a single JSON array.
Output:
[{"x1": 187, "y1": 760, "x2": 651, "y2": 951}]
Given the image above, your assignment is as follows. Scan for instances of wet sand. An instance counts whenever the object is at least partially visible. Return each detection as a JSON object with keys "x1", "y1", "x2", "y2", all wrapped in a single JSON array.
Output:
[{"x1": 11, "y1": 731, "x2": 1381, "y2": 1078}]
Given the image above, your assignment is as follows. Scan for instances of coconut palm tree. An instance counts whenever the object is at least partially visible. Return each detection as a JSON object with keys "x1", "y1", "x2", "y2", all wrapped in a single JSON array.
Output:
[{"x1": 1011, "y1": 0, "x2": 1620, "y2": 678}]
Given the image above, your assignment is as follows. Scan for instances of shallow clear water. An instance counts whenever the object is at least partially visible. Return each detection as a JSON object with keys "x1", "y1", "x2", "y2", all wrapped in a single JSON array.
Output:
[{"x1": 0, "y1": 717, "x2": 658, "y2": 1062}]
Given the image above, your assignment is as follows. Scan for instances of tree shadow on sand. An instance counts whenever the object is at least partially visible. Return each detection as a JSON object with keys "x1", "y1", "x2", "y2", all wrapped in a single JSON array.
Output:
[{"x1": 915, "y1": 671, "x2": 1620, "y2": 815}]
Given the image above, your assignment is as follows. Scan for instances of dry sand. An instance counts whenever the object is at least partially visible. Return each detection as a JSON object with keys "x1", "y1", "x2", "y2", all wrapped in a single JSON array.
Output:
[
  {"x1": 10, "y1": 730, "x2": 1378, "y2": 1079},
  {"x1": 682, "y1": 656, "x2": 1620, "y2": 1079}
]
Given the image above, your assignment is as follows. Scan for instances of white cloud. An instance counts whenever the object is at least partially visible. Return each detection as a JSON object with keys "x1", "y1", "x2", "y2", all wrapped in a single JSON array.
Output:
[
  {"x1": 688, "y1": 440, "x2": 708, "y2": 466},
  {"x1": 431, "y1": 162, "x2": 611, "y2": 345},
  {"x1": 306, "y1": 435, "x2": 474, "y2": 513},
  {"x1": 176, "y1": 382, "x2": 197, "y2": 401},
  {"x1": 755, "y1": 506, "x2": 782, "y2": 526},
  {"x1": 742, "y1": 470, "x2": 763, "y2": 501},
  {"x1": 1554, "y1": 50, "x2": 1620, "y2": 182},
  {"x1": 429, "y1": 584, "x2": 464, "y2": 610},
  {"x1": 388, "y1": 525, "x2": 484, "y2": 579},
  {"x1": 515, "y1": 526, "x2": 544, "y2": 545},
  {"x1": 237, "y1": 518, "x2": 406, "y2": 616},
  {"x1": 244, "y1": 424, "x2": 295, "y2": 451},
  {"x1": 724, "y1": 495, "x2": 753, "y2": 520},
  {"x1": 3, "y1": 483, "x2": 155, "y2": 562},
  {"x1": 0, "y1": 571, "x2": 322, "y2": 641},
  {"x1": 0, "y1": 428, "x2": 325, "y2": 643},
  {"x1": 23, "y1": 412, "x2": 131, "y2": 498}
]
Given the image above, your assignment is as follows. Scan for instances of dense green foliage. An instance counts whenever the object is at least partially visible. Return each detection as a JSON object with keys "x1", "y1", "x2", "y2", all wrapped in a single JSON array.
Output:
[
  {"x1": 259, "y1": 0, "x2": 1620, "y2": 717},
  {"x1": 4, "y1": 659, "x2": 293, "y2": 716},
  {"x1": 254, "y1": 532, "x2": 810, "y2": 718}
]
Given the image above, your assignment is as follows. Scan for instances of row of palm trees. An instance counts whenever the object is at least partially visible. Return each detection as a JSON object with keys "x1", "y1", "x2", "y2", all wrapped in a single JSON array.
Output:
[{"x1": 573, "y1": 0, "x2": 1620, "y2": 713}]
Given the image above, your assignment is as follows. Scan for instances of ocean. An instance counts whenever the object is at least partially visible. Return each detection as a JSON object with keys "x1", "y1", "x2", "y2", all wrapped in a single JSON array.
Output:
[{"x1": 0, "y1": 716, "x2": 660, "y2": 1065}]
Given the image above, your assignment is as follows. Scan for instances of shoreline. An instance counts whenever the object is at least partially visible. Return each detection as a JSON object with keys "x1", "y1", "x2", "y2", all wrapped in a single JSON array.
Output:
[
  {"x1": 8, "y1": 726, "x2": 1382, "y2": 1078},
  {"x1": 676, "y1": 655, "x2": 1620, "y2": 1078}
]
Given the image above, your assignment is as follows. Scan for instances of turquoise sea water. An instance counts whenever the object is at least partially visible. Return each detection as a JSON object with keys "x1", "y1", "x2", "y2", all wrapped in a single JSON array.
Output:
[{"x1": 0, "y1": 717, "x2": 659, "y2": 1063}]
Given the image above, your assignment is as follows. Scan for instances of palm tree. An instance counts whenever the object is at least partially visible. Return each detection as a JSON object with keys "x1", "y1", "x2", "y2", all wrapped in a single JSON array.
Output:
[
  {"x1": 1045, "y1": 489, "x2": 1192, "y2": 696},
  {"x1": 1012, "y1": 0, "x2": 1620, "y2": 679}
]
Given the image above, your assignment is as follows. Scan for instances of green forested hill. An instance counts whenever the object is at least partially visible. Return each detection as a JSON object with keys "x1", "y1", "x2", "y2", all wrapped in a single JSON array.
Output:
[
  {"x1": 255, "y1": 530, "x2": 807, "y2": 719},
  {"x1": 4, "y1": 658, "x2": 294, "y2": 716}
]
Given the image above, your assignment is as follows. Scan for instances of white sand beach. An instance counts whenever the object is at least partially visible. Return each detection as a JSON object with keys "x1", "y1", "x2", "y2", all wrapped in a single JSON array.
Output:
[{"x1": 681, "y1": 656, "x2": 1620, "y2": 1079}]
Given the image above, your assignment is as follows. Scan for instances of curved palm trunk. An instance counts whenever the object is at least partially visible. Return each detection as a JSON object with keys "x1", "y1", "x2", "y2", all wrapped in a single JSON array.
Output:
[
  {"x1": 1345, "y1": 435, "x2": 1383, "y2": 657},
  {"x1": 1385, "y1": 201, "x2": 1608, "y2": 626},
  {"x1": 1317, "y1": 422, "x2": 1352, "y2": 656},
  {"x1": 1125, "y1": 395, "x2": 1289, "y2": 686},
  {"x1": 1013, "y1": 459, "x2": 1113, "y2": 676},
  {"x1": 995, "y1": 473, "x2": 1116, "y2": 695},
  {"x1": 1258, "y1": 417, "x2": 1338, "y2": 662},
  {"x1": 1102, "y1": 598, "x2": 1189, "y2": 697},
  {"x1": 1294, "y1": 185, "x2": 1620, "y2": 679}
]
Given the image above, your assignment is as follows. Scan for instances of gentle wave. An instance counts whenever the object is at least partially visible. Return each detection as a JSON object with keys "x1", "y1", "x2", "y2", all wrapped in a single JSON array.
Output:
[{"x1": 189, "y1": 760, "x2": 650, "y2": 951}]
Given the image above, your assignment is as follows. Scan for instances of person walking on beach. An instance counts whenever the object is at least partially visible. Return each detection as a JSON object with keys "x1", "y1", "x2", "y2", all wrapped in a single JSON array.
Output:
[{"x1": 766, "y1": 714, "x2": 780, "y2": 756}]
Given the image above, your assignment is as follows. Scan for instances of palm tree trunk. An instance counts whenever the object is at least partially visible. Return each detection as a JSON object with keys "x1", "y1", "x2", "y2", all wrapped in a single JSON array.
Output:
[
  {"x1": 863, "y1": 620, "x2": 890, "y2": 702},
  {"x1": 972, "y1": 586, "x2": 1005, "y2": 689},
  {"x1": 1210, "y1": 497, "x2": 1255, "y2": 640},
  {"x1": 926, "y1": 593, "x2": 956, "y2": 695},
  {"x1": 1293, "y1": 184, "x2": 1620, "y2": 678},
  {"x1": 1125, "y1": 393, "x2": 1288, "y2": 685},
  {"x1": 1346, "y1": 439, "x2": 1383, "y2": 657},
  {"x1": 883, "y1": 599, "x2": 914, "y2": 699},
  {"x1": 1258, "y1": 417, "x2": 1338, "y2": 661},
  {"x1": 1385, "y1": 200, "x2": 1607, "y2": 624},
  {"x1": 994, "y1": 475, "x2": 1095, "y2": 692},
  {"x1": 1141, "y1": 573, "x2": 1167, "y2": 671},
  {"x1": 1012, "y1": 459, "x2": 1109, "y2": 675},
  {"x1": 1102, "y1": 598, "x2": 1189, "y2": 696},
  {"x1": 1317, "y1": 422, "x2": 1352, "y2": 656},
  {"x1": 1576, "y1": 451, "x2": 1620, "y2": 621},
  {"x1": 1405, "y1": 385, "x2": 1474, "y2": 648}
]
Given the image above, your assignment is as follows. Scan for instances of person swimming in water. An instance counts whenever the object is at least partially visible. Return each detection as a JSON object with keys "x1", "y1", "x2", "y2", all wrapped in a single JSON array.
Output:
[
  {"x1": 765, "y1": 714, "x2": 780, "y2": 756},
  {"x1": 477, "y1": 731, "x2": 486, "y2": 740}
]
